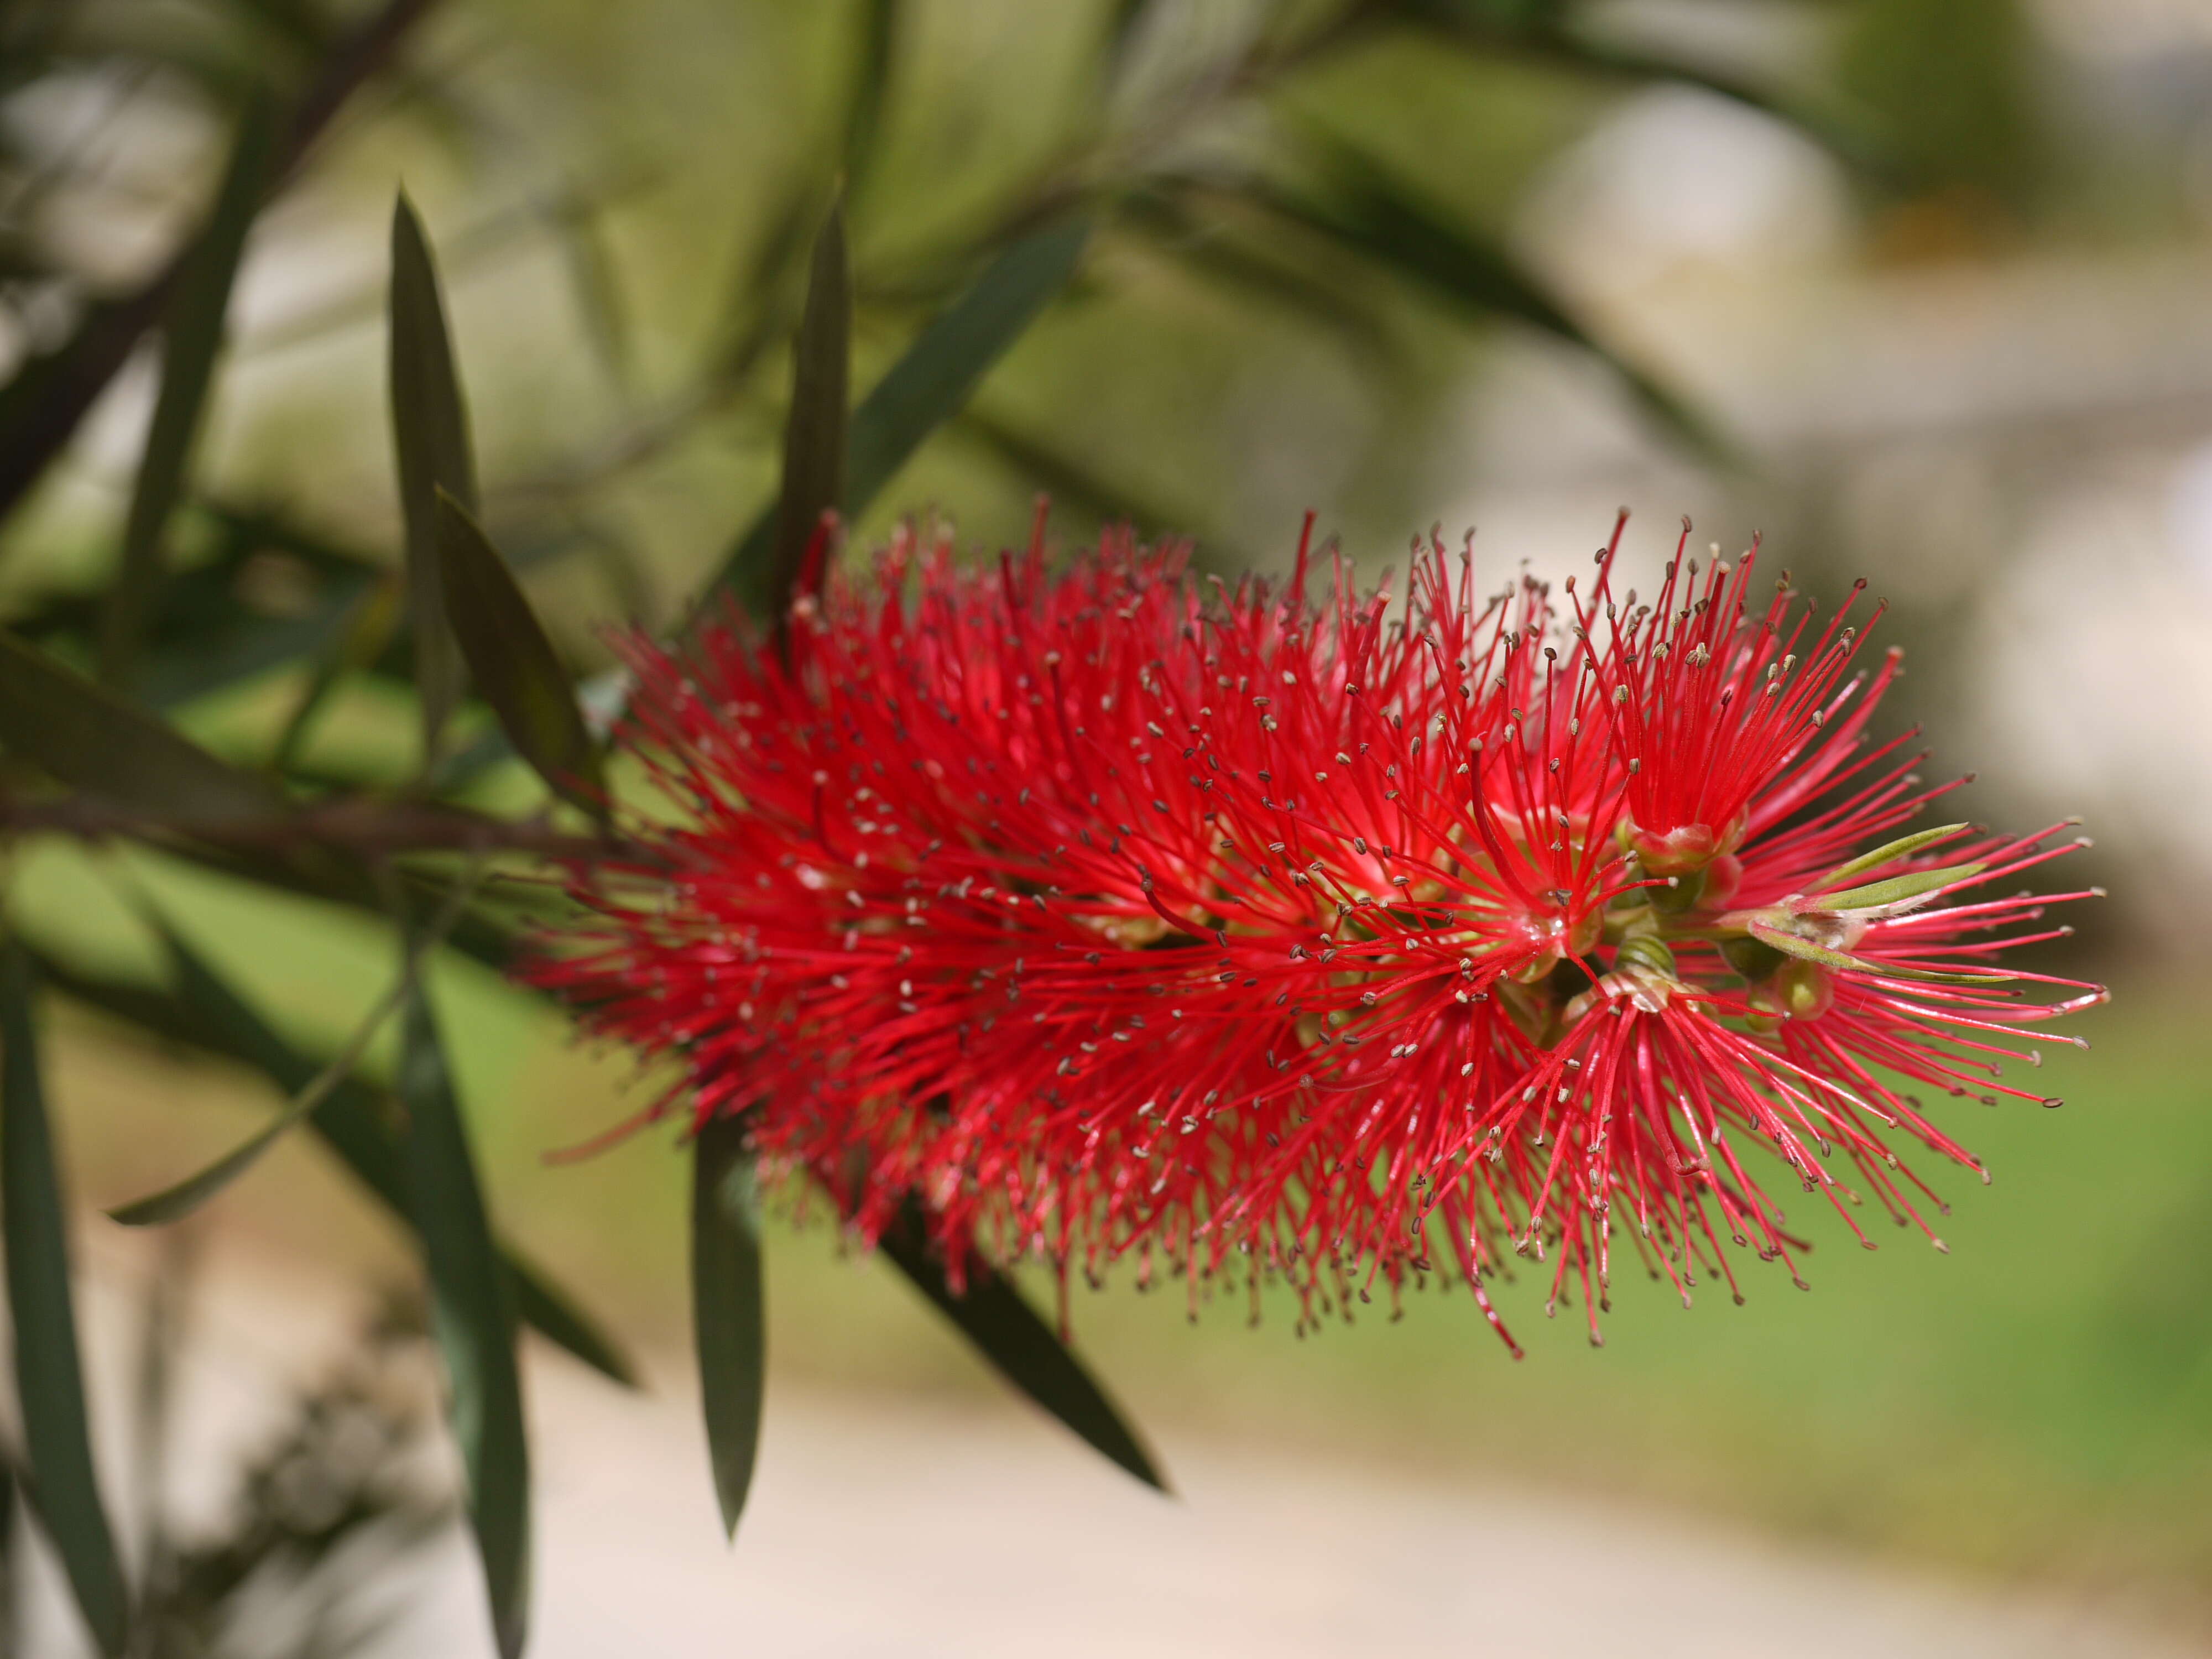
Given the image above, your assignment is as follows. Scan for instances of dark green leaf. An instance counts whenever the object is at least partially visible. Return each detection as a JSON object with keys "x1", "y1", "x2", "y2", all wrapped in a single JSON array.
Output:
[
  {"x1": 726, "y1": 196, "x2": 849, "y2": 641},
  {"x1": 434, "y1": 492, "x2": 607, "y2": 823},
  {"x1": 0, "y1": 627, "x2": 286, "y2": 827},
  {"x1": 389, "y1": 193, "x2": 479, "y2": 760},
  {"x1": 106, "y1": 872, "x2": 480, "y2": 1225},
  {"x1": 30, "y1": 941, "x2": 637, "y2": 1386},
  {"x1": 1241, "y1": 136, "x2": 1728, "y2": 461},
  {"x1": 842, "y1": 215, "x2": 1089, "y2": 524},
  {"x1": 691, "y1": 1114, "x2": 764, "y2": 1540},
  {"x1": 1, "y1": 945, "x2": 130, "y2": 1657},
  {"x1": 398, "y1": 972, "x2": 530, "y2": 1659},
  {"x1": 98, "y1": 93, "x2": 279, "y2": 684},
  {"x1": 878, "y1": 1196, "x2": 1166, "y2": 1492},
  {"x1": 548, "y1": 185, "x2": 632, "y2": 389},
  {"x1": 843, "y1": 0, "x2": 899, "y2": 192},
  {"x1": 1119, "y1": 186, "x2": 1395, "y2": 362},
  {"x1": 272, "y1": 576, "x2": 403, "y2": 771},
  {"x1": 696, "y1": 213, "x2": 1088, "y2": 635}
]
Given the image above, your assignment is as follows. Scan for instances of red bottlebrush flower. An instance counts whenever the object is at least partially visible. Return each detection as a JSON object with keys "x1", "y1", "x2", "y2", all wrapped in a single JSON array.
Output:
[{"x1": 533, "y1": 510, "x2": 2103, "y2": 1350}]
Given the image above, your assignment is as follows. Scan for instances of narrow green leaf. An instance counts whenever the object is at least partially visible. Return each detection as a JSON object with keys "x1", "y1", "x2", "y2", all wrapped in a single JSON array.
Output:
[
  {"x1": 843, "y1": 0, "x2": 900, "y2": 191},
  {"x1": 98, "y1": 94, "x2": 280, "y2": 685},
  {"x1": 549, "y1": 186, "x2": 632, "y2": 389},
  {"x1": 1813, "y1": 862, "x2": 1985, "y2": 915},
  {"x1": 730, "y1": 196, "x2": 849, "y2": 639},
  {"x1": 106, "y1": 872, "x2": 483, "y2": 1227},
  {"x1": 0, "y1": 627, "x2": 285, "y2": 828},
  {"x1": 1241, "y1": 136, "x2": 1726, "y2": 460},
  {"x1": 842, "y1": 215, "x2": 1088, "y2": 521},
  {"x1": 1745, "y1": 920, "x2": 2011, "y2": 986},
  {"x1": 399, "y1": 972, "x2": 530, "y2": 1659},
  {"x1": 434, "y1": 492, "x2": 607, "y2": 823},
  {"x1": 695, "y1": 213, "x2": 1089, "y2": 634},
  {"x1": 878, "y1": 1196, "x2": 1166, "y2": 1492},
  {"x1": 691, "y1": 1114, "x2": 764, "y2": 1540},
  {"x1": 272, "y1": 575, "x2": 403, "y2": 771},
  {"x1": 1120, "y1": 186, "x2": 1395, "y2": 361},
  {"x1": 32, "y1": 940, "x2": 636, "y2": 1386},
  {"x1": 1, "y1": 945, "x2": 130, "y2": 1657},
  {"x1": 389, "y1": 193, "x2": 479, "y2": 761},
  {"x1": 1811, "y1": 823, "x2": 1970, "y2": 891},
  {"x1": 103, "y1": 1034, "x2": 377, "y2": 1227}
]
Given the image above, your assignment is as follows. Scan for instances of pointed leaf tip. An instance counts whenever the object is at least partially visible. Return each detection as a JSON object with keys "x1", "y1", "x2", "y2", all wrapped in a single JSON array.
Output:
[
  {"x1": 389, "y1": 192, "x2": 478, "y2": 759},
  {"x1": 1811, "y1": 823, "x2": 1971, "y2": 890},
  {"x1": 878, "y1": 1197, "x2": 1166, "y2": 1493},
  {"x1": 693, "y1": 210, "x2": 1088, "y2": 640},
  {"x1": 434, "y1": 492, "x2": 608, "y2": 823},
  {"x1": 692, "y1": 1115, "x2": 765, "y2": 1539}
]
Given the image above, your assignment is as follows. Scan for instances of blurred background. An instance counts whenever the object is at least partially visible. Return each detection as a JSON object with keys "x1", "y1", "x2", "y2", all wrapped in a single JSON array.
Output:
[{"x1": 3, "y1": 0, "x2": 2210, "y2": 1653}]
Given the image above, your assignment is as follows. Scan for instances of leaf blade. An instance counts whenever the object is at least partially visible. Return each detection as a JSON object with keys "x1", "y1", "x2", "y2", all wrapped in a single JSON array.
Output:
[
  {"x1": 1812, "y1": 862, "x2": 1985, "y2": 915},
  {"x1": 1811, "y1": 823, "x2": 1971, "y2": 891},
  {"x1": 389, "y1": 192, "x2": 479, "y2": 760},
  {"x1": 32, "y1": 939, "x2": 636, "y2": 1386},
  {"x1": 734, "y1": 195, "x2": 849, "y2": 638},
  {"x1": 434, "y1": 492, "x2": 607, "y2": 822},
  {"x1": 691, "y1": 1115, "x2": 765, "y2": 1539},
  {"x1": 398, "y1": 973, "x2": 530, "y2": 1659},
  {"x1": 1, "y1": 945, "x2": 130, "y2": 1658},
  {"x1": 695, "y1": 213, "x2": 1088, "y2": 634},
  {"x1": 0, "y1": 627, "x2": 285, "y2": 826},
  {"x1": 98, "y1": 93, "x2": 280, "y2": 684},
  {"x1": 878, "y1": 1197, "x2": 1166, "y2": 1492},
  {"x1": 106, "y1": 873, "x2": 483, "y2": 1225}
]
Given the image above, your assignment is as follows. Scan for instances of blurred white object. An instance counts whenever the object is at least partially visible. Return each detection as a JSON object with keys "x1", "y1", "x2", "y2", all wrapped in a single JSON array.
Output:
[{"x1": 1519, "y1": 86, "x2": 1854, "y2": 299}]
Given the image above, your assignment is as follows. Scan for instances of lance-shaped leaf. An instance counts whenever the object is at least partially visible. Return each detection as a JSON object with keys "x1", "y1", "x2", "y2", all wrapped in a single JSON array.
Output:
[
  {"x1": 878, "y1": 1196, "x2": 1166, "y2": 1492},
  {"x1": 842, "y1": 0, "x2": 900, "y2": 194},
  {"x1": 1239, "y1": 135, "x2": 1725, "y2": 460},
  {"x1": 1, "y1": 946, "x2": 130, "y2": 1658},
  {"x1": 0, "y1": 628, "x2": 284, "y2": 828},
  {"x1": 434, "y1": 492, "x2": 607, "y2": 822},
  {"x1": 106, "y1": 871, "x2": 482, "y2": 1227},
  {"x1": 842, "y1": 215, "x2": 1089, "y2": 522},
  {"x1": 98, "y1": 94, "x2": 279, "y2": 685},
  {"x1": 389, "y1": 193, "x2": 479, "y2": 760},
  {"x1": 1744, "y1": 919, "x2": 2010, "y2": 987},
  {"x1": 696, "y1": 213, "x2": 1089, "y2": 634},
  {"x1": 724, "y1": 196, "x2": 849, "y2": 639},
  {"x1": 1809, "y1": 823, "x2": 1970, "y2": 891},
  {"x1": 399, "y1": 972, "x2": 530, "y2": 1659},
  {"x1": 30, "y1": 941, "x2": 635, "y2": 1386},
  {"x1": 691, "y1": 1115, "x2": 765, "y2": 1539},
  {"x1": 1804, "y1": 862, "x2": 1985, "y2": 916}
]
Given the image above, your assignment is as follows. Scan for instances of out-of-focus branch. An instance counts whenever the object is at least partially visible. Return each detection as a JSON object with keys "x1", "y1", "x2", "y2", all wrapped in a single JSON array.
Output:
[
  {"x1": 0, "y1": 791, "x2": 632, "y2": 862},
  {"x1": 0, "y1": 0, "x2": 447, "y2": 522}
]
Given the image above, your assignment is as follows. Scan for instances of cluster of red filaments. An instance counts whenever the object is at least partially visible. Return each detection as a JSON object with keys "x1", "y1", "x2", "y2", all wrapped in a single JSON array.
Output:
[{"x1": 535, "y1": 510, "x2": 2105, "y2": 1349}]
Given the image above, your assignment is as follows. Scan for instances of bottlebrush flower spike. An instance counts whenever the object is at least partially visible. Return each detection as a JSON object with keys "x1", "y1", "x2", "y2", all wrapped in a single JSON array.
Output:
[{"x1": 532, "y1": 509, "x2": 2103, "y2": 1350}]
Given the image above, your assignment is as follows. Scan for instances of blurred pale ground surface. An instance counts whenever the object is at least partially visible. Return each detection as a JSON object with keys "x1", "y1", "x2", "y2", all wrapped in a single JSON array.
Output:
[
  {"x1": 8, "y1": 1256, "x2": 2205, "y2": 1659},
  {"x1": 19, "y1": 0, "x2": 2212, "y2": 1652}
]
